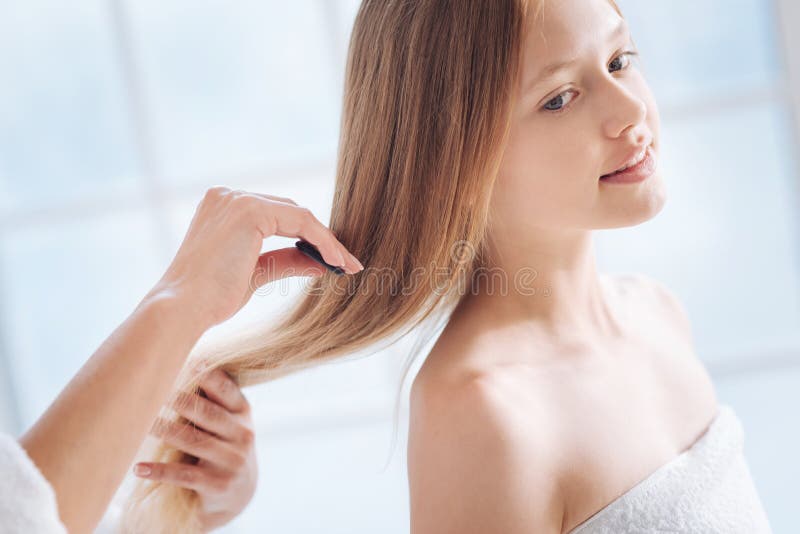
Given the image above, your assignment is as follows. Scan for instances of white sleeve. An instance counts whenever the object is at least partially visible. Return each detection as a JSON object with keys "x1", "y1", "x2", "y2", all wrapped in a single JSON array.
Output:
[{"x1": 0, "y1": 433, "x2": 67, "y2": 534}]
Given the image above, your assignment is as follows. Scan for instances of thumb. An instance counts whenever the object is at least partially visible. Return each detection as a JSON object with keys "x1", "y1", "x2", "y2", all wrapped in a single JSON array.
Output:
[{"x1": 251, "y1": 247, "x2": 326, "y2": 287}]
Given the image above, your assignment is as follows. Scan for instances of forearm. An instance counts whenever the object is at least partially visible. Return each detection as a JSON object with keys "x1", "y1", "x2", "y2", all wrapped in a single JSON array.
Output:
[
  {"x1": 12, "y1": 187, "x2": 358, "y2": 533},
  {"x1": 18, "y1": 289, "x2": 208, "y2": 534}
]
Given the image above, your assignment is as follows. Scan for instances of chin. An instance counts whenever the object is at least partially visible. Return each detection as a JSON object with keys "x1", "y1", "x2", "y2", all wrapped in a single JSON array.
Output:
[{"x1": 598, "y1": 171, "x2": 668, "y2": 229}]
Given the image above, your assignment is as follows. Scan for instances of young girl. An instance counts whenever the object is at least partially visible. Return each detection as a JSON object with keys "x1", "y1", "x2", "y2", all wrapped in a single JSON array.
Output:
[{"x1": 124, "y1": 1, "x2": 772, "y2": 532}]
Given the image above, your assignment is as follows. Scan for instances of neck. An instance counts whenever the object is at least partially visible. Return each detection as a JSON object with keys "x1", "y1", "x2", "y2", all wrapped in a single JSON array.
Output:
[{"x1": 460, "y1": 227, "x2": 624, "y2": 342}]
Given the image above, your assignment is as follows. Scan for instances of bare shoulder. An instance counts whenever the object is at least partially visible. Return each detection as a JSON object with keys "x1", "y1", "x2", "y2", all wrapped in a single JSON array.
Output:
[
  {"x1": 612, "y1": 272, "x2": 694, "y2": 343},
  {"x1": 611, "y1": 272, "x2": 717, "y2": 411},
  {"x1": 408, "y1": 366, "x2": 564, "y2": 534}
]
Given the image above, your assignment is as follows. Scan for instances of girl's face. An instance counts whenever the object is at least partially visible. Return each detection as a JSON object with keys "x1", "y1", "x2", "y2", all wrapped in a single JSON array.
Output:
[{"x1": 493, "y1": 0, "x2": 666, "y2": 234}]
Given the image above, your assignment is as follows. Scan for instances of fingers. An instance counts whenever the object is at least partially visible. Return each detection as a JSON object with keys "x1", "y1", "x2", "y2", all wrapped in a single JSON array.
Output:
[
  {"x1": 252, "y1": 247, "x2": 327, "y2": 285},
  {"x1": 227, "y1": 193, "x2": 331, "y2": 280},
  {"x1": 243, "y1": 195, "x2": 363, "y2": 275},
  {"x1": 171, "y1": 391, "x2": 244, "y2": 443},
  {"x1": 172, "y1": 367, "x2": 253, "y2": 444},
  {"x1": 198, "y1": 368, "x2": 250, "y2": 416},
  {"x1": 209, "y1": 187, "x2": 297, "y2": 208},
  {"x1": 250, "y1": 193, "x2": 298, "y2": 206},
  {"x1": 271, "y1": 202, "x2": 358, "y2": 272},
  {"x1": 133, "y1": 462, "x2": 227, "y2": 494},
  {"x1": 204, "y1": 187, "x2": 362, "y2": 274},
  {"x1": 151, "y1": 417, "x2": 248, "y2": 472}
]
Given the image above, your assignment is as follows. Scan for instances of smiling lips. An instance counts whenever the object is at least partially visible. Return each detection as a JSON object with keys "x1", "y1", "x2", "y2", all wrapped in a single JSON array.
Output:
[
  {"x1": 601, "y1": 142, "x2": 653, "y2": 179},
  {"x1": 599, "y1": 145, "x2": 656, "y2": 184}
]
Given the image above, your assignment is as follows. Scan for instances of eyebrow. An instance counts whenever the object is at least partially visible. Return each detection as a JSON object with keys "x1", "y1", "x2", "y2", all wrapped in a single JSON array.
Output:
[{"x1": 524, "y1": 19, "x2": 630, "y2": 94}]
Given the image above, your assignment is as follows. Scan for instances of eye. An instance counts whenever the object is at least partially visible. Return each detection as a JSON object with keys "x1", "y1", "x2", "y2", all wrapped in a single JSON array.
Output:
[
  {"x1": 542, "y1": 90, "x2": 578, "y2": 113},
  {"x1": 540, "y1": 50, "x2": 640, "y2": 114},
  {"x1": 609, "y1": 49, "x2": 639, "y2": 73}
]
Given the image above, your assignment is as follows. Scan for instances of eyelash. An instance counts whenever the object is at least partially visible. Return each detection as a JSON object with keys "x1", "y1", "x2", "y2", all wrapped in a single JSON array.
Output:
[{"x1": 541, "y1": 50, "x2": 640, "y2": 115}]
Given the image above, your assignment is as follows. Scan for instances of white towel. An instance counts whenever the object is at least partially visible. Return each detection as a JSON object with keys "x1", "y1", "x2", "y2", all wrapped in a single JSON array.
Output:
[
  {"x1": 0, "y1": 433, "x2": 67, "y2": 534},
  {"x1": 568, "y1": 403, "x2": 772, "y2": 533}
]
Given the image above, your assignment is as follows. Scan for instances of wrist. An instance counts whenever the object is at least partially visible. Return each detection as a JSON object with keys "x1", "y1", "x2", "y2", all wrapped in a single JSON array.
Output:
[{"x1": 139, "y1": 283, "x2": 213, "y2": 343}]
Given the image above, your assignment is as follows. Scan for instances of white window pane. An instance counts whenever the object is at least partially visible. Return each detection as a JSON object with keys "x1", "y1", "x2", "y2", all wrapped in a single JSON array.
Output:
[
  {"x1": 0, "y1": 212, "x2": 164, "y2": 426},
  {"x1": 597, "y1": 101, "x2": 800, "y2": 365},
  {"x1": 220, "y1": 418, "x2": 408, "y2": 534},
  {"x1": 617, "y1": 0, "x2": 782, "y2": 105},
  {"x1": 124, "y1": 0, "x2": 342, "y2": 181},
  {"x1": 0, "y1": 1, "x2": 141, "y2": 213}
]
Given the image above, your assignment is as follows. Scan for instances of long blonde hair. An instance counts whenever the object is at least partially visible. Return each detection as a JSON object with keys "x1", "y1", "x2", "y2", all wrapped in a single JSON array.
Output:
[{"x1": 121, "y1": 1, "x2": 623, "y2": 531}]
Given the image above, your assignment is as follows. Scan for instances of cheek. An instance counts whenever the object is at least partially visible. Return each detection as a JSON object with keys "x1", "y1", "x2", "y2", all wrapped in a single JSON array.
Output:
[
  {"x1": 497, "y1": 135, "x2": 550, "y2": 201},
  {"x1": 494, "y1": 157, "x2": 588, "y2": 227},
  {"x1": 493, "y1": 116, "x2": 605, "y2": 223},
  {"x1": 499, "y1": 122, "x2": 596, "y2": 195}
]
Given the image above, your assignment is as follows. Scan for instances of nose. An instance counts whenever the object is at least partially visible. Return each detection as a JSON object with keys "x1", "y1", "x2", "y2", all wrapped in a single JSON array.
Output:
[{"x1": 600, "y1": 79, "x2": 648, "y2": 142}]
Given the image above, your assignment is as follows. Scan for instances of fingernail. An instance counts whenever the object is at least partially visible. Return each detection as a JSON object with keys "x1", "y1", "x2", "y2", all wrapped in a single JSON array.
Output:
[
  {"x1": 134, "y1": 464, "x2": 151, "y2": 477},
  {"x1": 351, "y1": 255, "x2": 364, "y2": 271}
]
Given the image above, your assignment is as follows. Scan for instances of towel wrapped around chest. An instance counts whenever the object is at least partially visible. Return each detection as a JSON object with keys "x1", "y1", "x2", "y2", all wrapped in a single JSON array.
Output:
[{"x1": 568, "y1": 404, "x2": 772, "y2": 534}]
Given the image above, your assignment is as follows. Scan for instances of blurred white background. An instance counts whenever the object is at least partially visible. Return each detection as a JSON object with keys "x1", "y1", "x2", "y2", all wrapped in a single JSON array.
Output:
[{"x1": 0, "y1": 0, "x2": 798, "y2": 532}]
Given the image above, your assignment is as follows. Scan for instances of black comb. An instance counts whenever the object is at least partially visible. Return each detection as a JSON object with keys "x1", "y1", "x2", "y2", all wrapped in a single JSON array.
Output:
[{"x1": 295, "y1": 240, "x2": 345, "y2": 276}]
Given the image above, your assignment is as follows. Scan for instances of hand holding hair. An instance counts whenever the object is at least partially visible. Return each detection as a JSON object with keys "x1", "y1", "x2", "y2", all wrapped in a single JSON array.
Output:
[
  {"x1": 133, "y1": 366, "x2": 258, "y2": 531},
  {"x1": 14, "y1": 187, "x2": 362, "y2": 533},
  {"x1": 152, "y1": 187, "x2": 365, "y2": 331}
]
